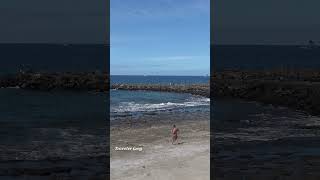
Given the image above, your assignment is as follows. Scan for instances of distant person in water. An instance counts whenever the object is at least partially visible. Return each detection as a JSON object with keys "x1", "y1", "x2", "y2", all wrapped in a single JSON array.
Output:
[{"x1": 171, "y1": 124, "x2": 179, "y2": 145}]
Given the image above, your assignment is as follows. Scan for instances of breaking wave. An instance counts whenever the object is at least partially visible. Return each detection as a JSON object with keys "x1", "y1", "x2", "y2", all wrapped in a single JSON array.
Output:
[{"x1": 111, "y1": 97, "x2": 210, "y2": 113}]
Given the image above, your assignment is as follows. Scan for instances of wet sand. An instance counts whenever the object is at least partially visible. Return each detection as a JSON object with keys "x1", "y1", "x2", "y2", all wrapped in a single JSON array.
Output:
[{"x1": 110, "y1": 118, "x2": 210, "y2": 180}]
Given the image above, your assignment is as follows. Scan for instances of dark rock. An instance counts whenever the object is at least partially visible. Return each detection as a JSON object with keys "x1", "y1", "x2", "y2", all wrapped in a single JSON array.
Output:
[
  {"x1": 0, "y1": 72, "x2": 109, "y2": 92},
  {"x1": 111, "y1": 83, "x2": 209, "y2": 97}
]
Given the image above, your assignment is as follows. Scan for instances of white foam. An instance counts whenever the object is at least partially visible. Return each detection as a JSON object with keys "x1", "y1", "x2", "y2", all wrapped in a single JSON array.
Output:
[{"x1": 111, "y1": 97, "x2": 210, "y2": 113}]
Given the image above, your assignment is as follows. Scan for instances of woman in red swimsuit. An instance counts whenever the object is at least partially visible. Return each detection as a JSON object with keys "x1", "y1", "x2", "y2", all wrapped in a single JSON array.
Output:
[{"x1": 171, "y1": 124, "x2": 179, "y2": 145}]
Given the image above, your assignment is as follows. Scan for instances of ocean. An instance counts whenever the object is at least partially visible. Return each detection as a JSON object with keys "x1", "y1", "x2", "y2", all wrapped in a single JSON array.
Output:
[
  {"x1": 0, "y1": 88, "x2": 108, "y2": 161},
  {"x1": 2, "y1": 44, "x2": 320, "y2": 160},
  {"x1": 213, "y1": 45, "x2": 320, "y2": 70},
  {"x1": 211, "y1": 45, "x2": 320, "y2": 126},
  {"x1": 2, "y1": 44, "x2": 320, "y2": 73},
  {"x1": 0, "y1": 44, "x2": 108, "y2": 163},
  {"x1": 110, "y1": 75, "x2": 210, "y2": 121},
  {"x1": 0, "y1": 44, "x2": 108, "y2": 75},
  {"x1": 212, "y1": 45, "x2": 320, "y2": 177}
]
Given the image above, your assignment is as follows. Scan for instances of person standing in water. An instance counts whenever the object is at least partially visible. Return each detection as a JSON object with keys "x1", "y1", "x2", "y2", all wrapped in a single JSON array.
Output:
[{"x1": 171, "y1": 124, "x2": 179, "y2": 145}]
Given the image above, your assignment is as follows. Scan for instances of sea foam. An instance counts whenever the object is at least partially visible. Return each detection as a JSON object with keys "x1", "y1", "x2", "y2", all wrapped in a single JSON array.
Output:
[{"x1": 111, "y1": 97, "x2": 210, "y2": 113}]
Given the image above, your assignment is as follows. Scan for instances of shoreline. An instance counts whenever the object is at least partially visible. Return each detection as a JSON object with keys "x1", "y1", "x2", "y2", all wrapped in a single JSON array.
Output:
[
  {"x1": 112, "y1": 69, "x2": 320, "y2": 116},
  {"x1": 111, "y1": 117, "x2": 210, "y2": 180},
  {"x1": 1, "y1": 70, "x2": 319, "y2": 115},
  {"x1": 212, "y1": 78, "x2": 320, "y2": 116},
  {"x1": 3, "y1": 69, "x2": 319, "y2": 116}
]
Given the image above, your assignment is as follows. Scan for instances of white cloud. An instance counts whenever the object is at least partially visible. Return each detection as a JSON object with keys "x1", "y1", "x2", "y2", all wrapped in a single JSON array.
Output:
[
  {"x1": 146, "y1": 55, "x2": 209, "y2": 61},
  {"x1": 111, "y1": 0, "x2": 209, "y2": 20}
]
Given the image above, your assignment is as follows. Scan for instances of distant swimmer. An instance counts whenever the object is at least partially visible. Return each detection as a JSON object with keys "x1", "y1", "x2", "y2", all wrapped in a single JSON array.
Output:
[{"x1": 171, "y1": 124, "x2": 179, "y2": 145}]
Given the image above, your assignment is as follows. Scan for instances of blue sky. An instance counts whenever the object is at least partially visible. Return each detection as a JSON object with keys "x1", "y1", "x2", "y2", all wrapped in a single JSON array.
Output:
[{"x1": 110, "y1": 0, "x2": 210, "y2": 76}]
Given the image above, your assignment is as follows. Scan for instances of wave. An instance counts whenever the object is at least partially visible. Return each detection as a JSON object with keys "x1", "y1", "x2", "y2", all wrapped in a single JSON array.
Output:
[{"x1": 111, "y1": 97, "x2": 210, "y2": 113}]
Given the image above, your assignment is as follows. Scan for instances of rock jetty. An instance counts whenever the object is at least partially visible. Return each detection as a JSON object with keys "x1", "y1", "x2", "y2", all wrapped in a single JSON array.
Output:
[
  {"x1": 211, "y1": 70, "x2": 320, "y2": 116},
  {"x1": 2, "y1": 70, "x2": 320, "y2": 115},
  {"x1": 0, "y1": 72, "x2": 109, "y2": 91},
  {"x1": 111, "y1": 83, "x2": 209, "y2": 97}
]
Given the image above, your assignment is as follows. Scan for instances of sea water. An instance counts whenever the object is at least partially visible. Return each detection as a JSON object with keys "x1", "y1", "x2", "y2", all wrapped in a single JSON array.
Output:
[{"x1": 110, "y1": 76, "x2": 210, "y2": 121}]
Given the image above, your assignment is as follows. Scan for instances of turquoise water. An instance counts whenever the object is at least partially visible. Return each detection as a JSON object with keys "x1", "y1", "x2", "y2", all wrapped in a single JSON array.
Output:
[
  {"x1": 110, "y1": 76, "x2": 210, "y2": 120},
  {"x1": 111, "y1": 90, "x2": 209, "y2": 120}
]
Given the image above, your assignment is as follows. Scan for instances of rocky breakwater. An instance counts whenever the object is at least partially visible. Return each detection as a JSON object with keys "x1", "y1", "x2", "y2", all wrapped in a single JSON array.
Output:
[
  {"x1": 211, "y1": 70, "x2": 320, "y2": 116},
  {"x1": 111, "y1": 83, "x2": 210, "y2": 97},
  {"x1": 0, "y1": 72, "x2": 109, "y2": 91}
]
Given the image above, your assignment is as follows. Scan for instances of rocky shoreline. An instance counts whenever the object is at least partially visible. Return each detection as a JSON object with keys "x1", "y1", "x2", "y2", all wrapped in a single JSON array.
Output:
[
  {"x1": 111, "y1": 83, "x2": 209, "y2": 97},
  {"x1": 211, "y1": 70, "x2": 320, "y2": 116},
  {"x1": 2, "y1": 70, "x2": 320, "y2": 115},
  {"x1": 0, "y1": 72, "x2": 109, "y2": 91},
  {"x1": 111, "y1": 69, "x2": 320, "y2": 115}
]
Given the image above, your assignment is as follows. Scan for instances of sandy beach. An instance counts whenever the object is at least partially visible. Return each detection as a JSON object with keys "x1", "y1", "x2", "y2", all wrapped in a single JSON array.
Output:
[{"x1": 110, "y1": 119, "x2": 210, "y2": 180}]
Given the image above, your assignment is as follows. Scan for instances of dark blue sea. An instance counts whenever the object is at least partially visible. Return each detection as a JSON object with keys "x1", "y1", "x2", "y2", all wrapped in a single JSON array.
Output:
[
  {"x1": 0, "y1": 44, "x2": 108, "y2": 161},
  {"x1": 0, "y1": 89, "x2": 108, "y2": 161},
  {"x1": 0, "y1": 43, "x2": 108, "y2": 75},
  {"x1": 213, "y1": 45, "x2": 320, "y2": 70},
  {"x1": 1, "y1": 44, "x2": 320, "y2": 73}
]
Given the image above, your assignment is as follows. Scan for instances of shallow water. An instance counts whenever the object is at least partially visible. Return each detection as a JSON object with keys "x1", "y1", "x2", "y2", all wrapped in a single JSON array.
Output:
[{"x1": 111, "y1": 90, "x2": 209, "y2": 120}]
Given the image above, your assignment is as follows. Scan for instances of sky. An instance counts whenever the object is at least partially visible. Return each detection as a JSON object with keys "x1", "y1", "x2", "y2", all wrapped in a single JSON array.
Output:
[
  {"x1": 213, "y1": 0, "x2": 320, "y2": 45},
  {"x1": 110, "y1": 0, "x2": 210, "y2": 76},
  {"x1": 0, "y1": 0, "x2": 108, "y2": 44}
]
